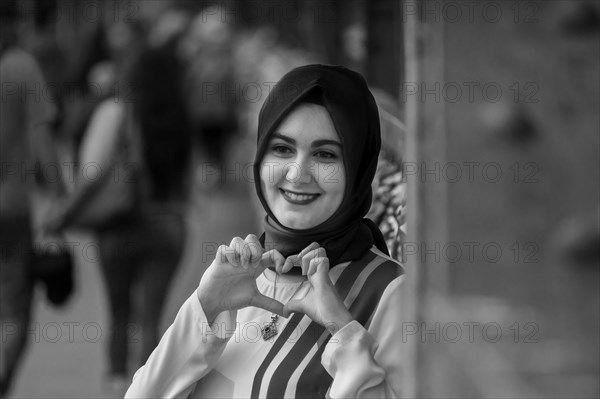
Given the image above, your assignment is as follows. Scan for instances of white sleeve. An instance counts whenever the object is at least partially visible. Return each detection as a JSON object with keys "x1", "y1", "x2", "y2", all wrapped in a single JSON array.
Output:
[
  {"x1": 321, "y1": 276, "x2": 404, "y2": 398},
  {"x1": 125, "y1": 292, "x2": 237, "y2": 398}
]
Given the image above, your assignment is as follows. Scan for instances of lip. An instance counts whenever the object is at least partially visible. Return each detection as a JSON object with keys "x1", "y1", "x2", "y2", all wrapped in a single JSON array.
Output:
[{"x1": 279, "y1": 188, "x2": 320, "y2": 205}]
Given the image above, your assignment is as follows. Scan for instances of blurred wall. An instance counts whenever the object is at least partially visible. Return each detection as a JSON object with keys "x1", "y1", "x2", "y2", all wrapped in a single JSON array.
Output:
[{"x1": 403, "y1": 1, "x2": 599, "y2": 397}]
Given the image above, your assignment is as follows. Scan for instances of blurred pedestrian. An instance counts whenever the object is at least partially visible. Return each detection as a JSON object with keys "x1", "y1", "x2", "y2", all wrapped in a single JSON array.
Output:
[
  {"x1": 179, "y1": 6, "x2": 238, "y2": 168},
  {"x1": 47, "y1": 39, "x2": 191, "y2": 394},
  {"x1": 0, "y1": 1, "x2": 64, "y2": 396}
]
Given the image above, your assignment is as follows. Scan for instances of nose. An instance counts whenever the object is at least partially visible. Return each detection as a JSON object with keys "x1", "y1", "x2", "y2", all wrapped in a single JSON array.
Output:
[{"x1": 284, "y1": 157, "x2": 312, "y2": 184}]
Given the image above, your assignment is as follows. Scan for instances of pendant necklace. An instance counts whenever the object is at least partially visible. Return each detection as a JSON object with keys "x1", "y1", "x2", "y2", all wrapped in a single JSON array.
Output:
[{"x1": 261, "y1": 272, "x2": 305, "y2": 341}]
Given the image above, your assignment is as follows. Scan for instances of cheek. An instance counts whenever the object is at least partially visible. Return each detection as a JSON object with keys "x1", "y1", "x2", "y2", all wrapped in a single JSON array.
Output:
[
  {"x1": 316, "y1": 163, "x2": 346, "y2": 196},
  {"x1": 260, "y1": 159, "x2": 276, "y2": 190},
  {"x1": 260, "y1": 157, "x2": 287, "y2": 199}
]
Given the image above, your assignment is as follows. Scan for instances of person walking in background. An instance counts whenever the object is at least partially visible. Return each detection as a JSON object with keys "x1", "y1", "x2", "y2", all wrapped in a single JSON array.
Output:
[
  {"x1": 178, "y1": 6, "x2": 239, "y2": 170},
  {"x1": 46, "y1": 37, "x2": 191, "y2": 394},
  {"x1": 0, "y1": 1, "x2": 64, "y2": 396},
  {"x1": 98, "y1": 43, "x2": 190, "y2": 392}
]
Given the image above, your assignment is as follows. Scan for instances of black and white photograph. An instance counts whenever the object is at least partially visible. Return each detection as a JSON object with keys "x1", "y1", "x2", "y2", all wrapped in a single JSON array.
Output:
[{"x1": 0, "y1": 0, "x2": 598, "y2": 398}]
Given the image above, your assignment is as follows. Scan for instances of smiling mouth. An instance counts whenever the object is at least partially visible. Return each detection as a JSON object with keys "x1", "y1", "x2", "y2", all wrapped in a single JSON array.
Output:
[{"x1": 279, "y1": 189, "x2": 320, "y2": 205}]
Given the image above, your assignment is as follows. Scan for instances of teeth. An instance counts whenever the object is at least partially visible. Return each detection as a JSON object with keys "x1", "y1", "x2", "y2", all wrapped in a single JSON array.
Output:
[{"x1": 284, "y1": 190, "x2": 317, "y2": 201}]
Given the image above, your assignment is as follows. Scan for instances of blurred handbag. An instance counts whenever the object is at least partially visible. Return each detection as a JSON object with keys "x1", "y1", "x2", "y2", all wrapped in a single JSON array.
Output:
[
  {"x1": 29, "y1": 162, "x2": 75, "y2": 308},
  {"x1": 31, "y1": 199, "x2": 74, "y2": 307},
  {"x1": 32, "y1": 246, "x2": 74, "y2": 306}
]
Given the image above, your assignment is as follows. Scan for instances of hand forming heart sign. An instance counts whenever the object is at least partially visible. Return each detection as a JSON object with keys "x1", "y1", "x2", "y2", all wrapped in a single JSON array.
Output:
[{"x1": 197, "y1": 237, "x2": 353, "y2": 334}]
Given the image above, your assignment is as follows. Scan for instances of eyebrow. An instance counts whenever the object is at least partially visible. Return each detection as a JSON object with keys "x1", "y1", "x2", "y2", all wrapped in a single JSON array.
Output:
[{"x1": 271, "y1": 132, "x2": 342, "y2": 148}]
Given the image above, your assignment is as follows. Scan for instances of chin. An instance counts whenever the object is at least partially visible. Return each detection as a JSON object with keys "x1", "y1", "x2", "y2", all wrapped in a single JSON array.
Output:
[
  {"x1": 279, "y1": 214, "x2": 319, "y2": 230},
  {"x1": 281, "y1": 219, "x2": 311, "y2": 230}
]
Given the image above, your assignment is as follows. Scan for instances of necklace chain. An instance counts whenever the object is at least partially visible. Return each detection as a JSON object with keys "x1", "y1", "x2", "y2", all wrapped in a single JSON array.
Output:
[{"x1": 261, "y1": 271, "x2": 305, "y2": 341}]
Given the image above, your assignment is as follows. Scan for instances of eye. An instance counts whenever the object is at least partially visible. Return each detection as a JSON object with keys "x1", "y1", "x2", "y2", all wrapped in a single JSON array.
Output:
[
  {"x1": 271, "y1": 144, "x2": 293, "y2": 156},
  {"x1": 314, "y1": 150, "x2": 337, "y2": 160}
]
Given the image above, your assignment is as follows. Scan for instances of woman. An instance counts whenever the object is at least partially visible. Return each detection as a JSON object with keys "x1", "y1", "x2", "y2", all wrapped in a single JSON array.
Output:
[
  {"x1": 94, "y1": 43, "x2": 190, "y2": 390},
  {"x1": 126, "y1": 65, "x2": 404, "y2": 398},
  {"x1": 48, "y1": 42, "x2": 190, "y2": 393}
]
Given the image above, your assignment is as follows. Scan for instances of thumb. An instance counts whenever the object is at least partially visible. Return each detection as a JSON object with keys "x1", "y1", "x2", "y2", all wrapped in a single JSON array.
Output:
[
  {"x1": 251, "y1": 293, "x2": 285, "y2": 317},
  {"x1": 283, "y1": 299, "x2": 304, "y2": 318}
]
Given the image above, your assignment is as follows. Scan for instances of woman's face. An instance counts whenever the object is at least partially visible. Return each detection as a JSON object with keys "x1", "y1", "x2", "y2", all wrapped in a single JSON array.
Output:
[{"x1": 260, "y1": 103, "x2": 346, "y2": 230}]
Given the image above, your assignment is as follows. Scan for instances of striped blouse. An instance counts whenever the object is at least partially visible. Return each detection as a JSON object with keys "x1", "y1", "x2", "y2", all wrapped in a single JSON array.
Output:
[{"x1": 125, "y1": 247, "x2": 404, "y2": 398}]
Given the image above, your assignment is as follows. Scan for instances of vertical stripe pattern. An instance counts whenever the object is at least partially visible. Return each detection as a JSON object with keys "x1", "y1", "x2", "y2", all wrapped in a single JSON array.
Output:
[
  {"x1": 295, "y1": 259, "x2": 404, "y2": 397},
  {"x1": 250, "y1": 249, "x2": 403, "y2": 398}
]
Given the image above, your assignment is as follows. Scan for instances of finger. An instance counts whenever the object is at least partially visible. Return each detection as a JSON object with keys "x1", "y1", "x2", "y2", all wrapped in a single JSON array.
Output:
[
  {"x1": 281, "y1": 243, "x2": 322, "y2": 274},
  {"x1": 224, "y1": 239, "x2": 241, "y2": 267},
  {"x1": 313, "y1": 257, "x2": 331, "y2": 284},
  {"x1": 283, "y1": 242, "x2": 319, "y2": 273},
  {"x1": 301, "y1": 247, "x2": 327, "y2": 275},
  {"x1": 223, "y1": 245, "x2": 240, "y2": 267},
  {"x1": 298, "y1": 242, "x2": 320, "y2": 258},
  {"x1": 217, "y1": 244, "x2": 239, "y2": 267},
  {"x1": 245, "y1": 234, "x2": 263, "y2": 266},
  {"x1": 307, "y1": 257, "x2": 321, "y2": 276},
  {"x1": 275, "y1": 252, "x2": 287, "y2": 274},
  {"x1": 261, "y1": 249, "x2": 285, "y2": 272},
  {"x1": 283, "y1": 299, "x2": 304, "y2": 318},
  {"x1": 231, "y1": 237, "x2": 249, "y2": 269},
  {"x1": 251, "y1": 294, "x2": 285, "y2": 317},
  {"x1": 281, "y1": 256, "x2": 297, "y2": 273}
]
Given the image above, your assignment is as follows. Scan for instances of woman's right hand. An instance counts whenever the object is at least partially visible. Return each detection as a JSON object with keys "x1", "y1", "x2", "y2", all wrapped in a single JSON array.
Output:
[{"x1": 197, "y1": 234, "x2": 286, "y2": 324}]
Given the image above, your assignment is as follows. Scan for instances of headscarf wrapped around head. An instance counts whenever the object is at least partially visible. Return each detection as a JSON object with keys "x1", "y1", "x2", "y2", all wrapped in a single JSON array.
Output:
[{"x1": 254, "y1": 64, "x2": 389, "y2": 266}]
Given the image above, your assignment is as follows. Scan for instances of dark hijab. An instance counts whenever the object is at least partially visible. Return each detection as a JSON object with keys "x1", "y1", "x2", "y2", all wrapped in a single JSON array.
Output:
[{"x1": 254, "y1": 64, "x2": 389, "y2": 266}]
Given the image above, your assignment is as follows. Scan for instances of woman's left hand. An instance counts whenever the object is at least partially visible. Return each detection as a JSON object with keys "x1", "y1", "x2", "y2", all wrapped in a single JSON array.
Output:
[{"x1": 282, "y1": 244, "x2": 354, "y2": 335}]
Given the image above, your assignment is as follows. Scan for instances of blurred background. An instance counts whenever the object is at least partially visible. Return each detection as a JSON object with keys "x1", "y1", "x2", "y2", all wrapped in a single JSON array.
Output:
[{"x1": 0, "y1": 0, "x2": 598, "y2": 398}]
